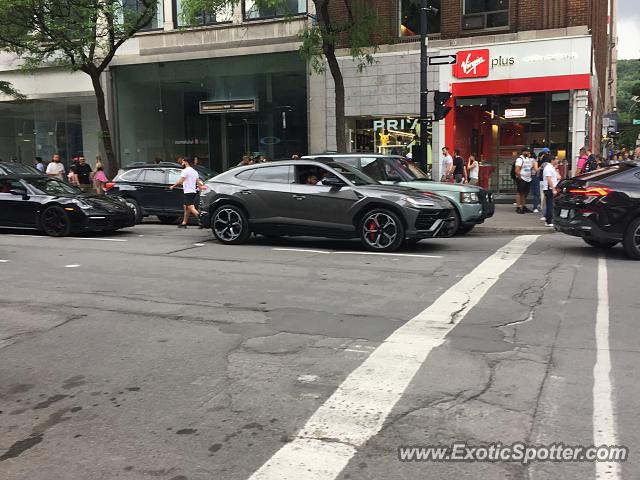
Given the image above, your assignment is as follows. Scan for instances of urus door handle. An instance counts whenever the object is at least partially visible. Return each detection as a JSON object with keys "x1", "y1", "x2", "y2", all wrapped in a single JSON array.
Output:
[
  {"x1": 292, "y1": 194, "x2": 306, "y2": 200},
  {"x1": 241, "y1": 190, "x2": 252, "y2": 195}
]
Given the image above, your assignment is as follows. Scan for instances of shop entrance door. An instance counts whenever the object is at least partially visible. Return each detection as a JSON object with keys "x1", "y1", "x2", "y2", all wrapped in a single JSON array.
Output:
[
  {"x1": 493, "y1": 119, "x2": 545, "y2": 193},
  {"x1": 207, "y1": 113, "x2": 259, "y2": 173}
]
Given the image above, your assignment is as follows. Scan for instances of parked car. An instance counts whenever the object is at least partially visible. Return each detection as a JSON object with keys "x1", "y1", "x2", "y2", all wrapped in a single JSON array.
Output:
[
  {"x1": 0, "y1": 161, "x2": 43, "y2": 176},
  {"x1": 304, "y1": 154, "x2": 494, "y2": 235},
  {"x1": 105, "y1": 163, "x2": 213, "y2": 224},
  {"x1": 0, "y1": 174, "x2": 135, "y2": 236},
  {"x1": 554, "y1": 161, "x2": 640, "y2": 259},
  {"x1": 198, "y1": 159, "x2": 456, "y2": 252}
]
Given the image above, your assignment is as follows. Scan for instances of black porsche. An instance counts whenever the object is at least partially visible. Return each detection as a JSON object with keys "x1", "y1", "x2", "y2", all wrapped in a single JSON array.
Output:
[{"x1": 0, "y1": 175, "x2": 136, "y2": 237}]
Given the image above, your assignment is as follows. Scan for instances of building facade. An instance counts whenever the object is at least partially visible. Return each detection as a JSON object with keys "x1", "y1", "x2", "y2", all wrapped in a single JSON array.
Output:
[
  {"x1": 311, "y1": 0, "x2": 616, "y2": 192},
  {"x1": 0, "y1": 0, "x2": 616, "y2": 188}
]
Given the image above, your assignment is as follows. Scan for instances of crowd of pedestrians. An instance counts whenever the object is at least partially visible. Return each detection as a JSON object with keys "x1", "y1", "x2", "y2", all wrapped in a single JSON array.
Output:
[{"x1": 36, "y1": 153, "x2": 109, "y2": 194}]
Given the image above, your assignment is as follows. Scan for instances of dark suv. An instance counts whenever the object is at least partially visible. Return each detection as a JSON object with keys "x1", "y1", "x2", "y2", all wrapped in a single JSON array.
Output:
[
  {"x1": 105, "y1": 163, "x2": 212, "y2": 223},
  {"x1": 554, "y1": 161, "x2": 640, "y2": 259},
  {"x1": 199, "y1": 159, "x2": 456, "y2": 252}
]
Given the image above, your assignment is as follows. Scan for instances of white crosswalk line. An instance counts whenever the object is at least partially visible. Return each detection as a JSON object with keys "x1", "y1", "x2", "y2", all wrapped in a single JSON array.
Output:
[
  {"x1": 248, "y1": 235, "x2": 539, "y2": 480},
  {"x1": 594, "y1": 256, "x2": 621, "y2": 480}
]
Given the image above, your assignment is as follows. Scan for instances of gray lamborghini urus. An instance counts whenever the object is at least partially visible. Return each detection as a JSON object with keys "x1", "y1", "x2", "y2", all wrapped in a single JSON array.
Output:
[{"x1": 199, "y1": 158, "x2": 456, "y2": 252}]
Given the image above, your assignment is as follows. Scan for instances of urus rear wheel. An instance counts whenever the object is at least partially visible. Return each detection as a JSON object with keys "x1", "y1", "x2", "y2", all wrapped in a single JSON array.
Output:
[{"x1": 359, "y1": 209, "x2": 405, "y2": 252}]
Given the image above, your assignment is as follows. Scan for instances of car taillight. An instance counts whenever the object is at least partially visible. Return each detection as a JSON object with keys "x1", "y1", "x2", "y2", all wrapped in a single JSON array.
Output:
[
  {"x1": 568, "y1": 186, "x2": 612, "y2": 197},
  {"x1": 105, "y1": 182, "x2": 114, "y2": 191}
]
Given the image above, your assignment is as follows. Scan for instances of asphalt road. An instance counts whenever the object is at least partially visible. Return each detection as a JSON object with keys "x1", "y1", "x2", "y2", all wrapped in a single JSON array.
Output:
[{"x1": 0, "y1": 222, "x2": 638, "y2": 480}]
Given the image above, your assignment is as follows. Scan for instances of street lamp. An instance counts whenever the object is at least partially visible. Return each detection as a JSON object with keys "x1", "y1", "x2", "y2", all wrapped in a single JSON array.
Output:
[{"x1": 419, "y1": 1, "x2": 438, "y2": 174}]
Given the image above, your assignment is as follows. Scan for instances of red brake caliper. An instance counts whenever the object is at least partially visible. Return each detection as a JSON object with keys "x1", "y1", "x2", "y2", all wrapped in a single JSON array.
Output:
[{"x1": 367, "y1": 219, "x2": 377, "y2": 241}]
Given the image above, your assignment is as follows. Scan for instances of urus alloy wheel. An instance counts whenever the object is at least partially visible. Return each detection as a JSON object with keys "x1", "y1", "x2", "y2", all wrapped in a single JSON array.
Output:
[
  {"x1": 360, "y1": 210, "x2": 404, "y2": 252},
  {"x1": 212, "y1": 205, "x2": 250, "y2": 245}
]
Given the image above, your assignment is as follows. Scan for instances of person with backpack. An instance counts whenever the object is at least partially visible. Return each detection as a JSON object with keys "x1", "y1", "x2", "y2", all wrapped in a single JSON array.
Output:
[{"x1": 514, "y1": 147, "x2": 534, "y2": 214}]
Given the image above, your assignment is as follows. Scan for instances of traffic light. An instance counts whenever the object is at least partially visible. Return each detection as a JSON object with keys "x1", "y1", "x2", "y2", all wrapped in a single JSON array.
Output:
[{"x1": 434, "y1": 91, "x2": 452, "y2": 121}]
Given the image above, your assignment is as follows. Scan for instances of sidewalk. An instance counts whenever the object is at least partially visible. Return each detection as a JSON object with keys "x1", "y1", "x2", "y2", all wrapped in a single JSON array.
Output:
[{"x1": 474, "y1": 204, "x2": 556, "y2": 235}]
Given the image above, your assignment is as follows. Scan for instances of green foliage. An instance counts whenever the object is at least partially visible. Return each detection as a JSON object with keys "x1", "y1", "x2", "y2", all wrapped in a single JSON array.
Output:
[
  {"x1": 0, "y1": 81, "x2": 25, "y2": 100},
  {"x1": 179, "y1": 0, "x2": 381, "y2": 72},
  {"x1": 617, "y1": 59, "x2": 640, "y2": 123},
  {"x1": 0, "y1": 0, "x2": 158, "y2": 74}
]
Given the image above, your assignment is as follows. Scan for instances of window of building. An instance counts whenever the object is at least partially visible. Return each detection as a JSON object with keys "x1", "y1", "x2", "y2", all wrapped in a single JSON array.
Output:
[
  {"x1": 243, "y1": 0, "x2": 306, "y2": 20},
  {"x1": 462, "y1": 0, "x2": 509, "y2": 30},
  {"x1": 122, "y1": 0, "x2": 164, "y2": 30},
  {"x1": 174, "y1": 0, "x2": 233, "y2": 26},
  {"x1": 399, "y1": 0, "x2": 441, "y2": 36}
]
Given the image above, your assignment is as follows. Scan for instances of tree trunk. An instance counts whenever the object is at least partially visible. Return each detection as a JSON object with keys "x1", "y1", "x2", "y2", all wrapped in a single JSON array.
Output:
[
  {"x1": 89, "y1": 72, "x2": 117, "y2": 177},
  {"x1": 317, "y1": 0, "x2": 347, "y2": 152},
  {"x1": 325, "y1": 46, "x2": 347, "y2": 152}
]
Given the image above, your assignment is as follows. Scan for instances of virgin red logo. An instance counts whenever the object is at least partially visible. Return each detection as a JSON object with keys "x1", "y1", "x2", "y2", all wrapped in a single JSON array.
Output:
[{"x1": 453, "y1": 49, "x2": 490, "y2": 79}]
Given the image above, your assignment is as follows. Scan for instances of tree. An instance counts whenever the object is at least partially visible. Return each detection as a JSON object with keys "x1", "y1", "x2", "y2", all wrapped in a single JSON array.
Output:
[
  {"x1": 0, "y1": 81, "x2": 25, "y2": 100},
  {"x1": 0, "y1": 0, "x2": 158, "y2": 174},
  {"x1": 180, "y1": 0, "x2": 380, "y2": 152}
]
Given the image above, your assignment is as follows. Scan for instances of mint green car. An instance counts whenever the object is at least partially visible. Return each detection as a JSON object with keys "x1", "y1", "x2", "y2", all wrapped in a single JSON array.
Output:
[{"x1": 304, "y1": 154, "x2": 495, "y2": 235}]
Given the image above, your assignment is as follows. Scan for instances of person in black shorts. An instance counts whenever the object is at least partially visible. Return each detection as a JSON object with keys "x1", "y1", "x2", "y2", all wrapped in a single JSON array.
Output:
[{"x1": 169, "y1": 156, "x2": 204, "y2": 228}]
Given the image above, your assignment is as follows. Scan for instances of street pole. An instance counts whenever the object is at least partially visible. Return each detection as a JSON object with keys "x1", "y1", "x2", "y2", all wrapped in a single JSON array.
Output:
[{"x1": 419, "y1": 0, "x2": 429, "y2": 174}]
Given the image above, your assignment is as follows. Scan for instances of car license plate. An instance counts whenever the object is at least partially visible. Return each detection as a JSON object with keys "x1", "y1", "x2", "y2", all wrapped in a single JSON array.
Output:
[{"x1": 560, "y1": 209, "x2": 569, "y2": 219}]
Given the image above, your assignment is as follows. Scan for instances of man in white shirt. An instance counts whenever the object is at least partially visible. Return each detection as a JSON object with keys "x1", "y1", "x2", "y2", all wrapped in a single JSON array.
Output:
[
  {"x1": 45, "y1": 153, "x2": 65, "y2": 180},
  {"x1": 169, "y1": 156, "x2": 204, "y2": 229},
  {"x1": 440, "y1": 147, "x2": 454, "y2": 182},
  {"x1": 514, "y1": 147, "x2": 535, "y2": 214},
  {"x1": 542, "y1": 155, "x2": 560, "y2": 227}
]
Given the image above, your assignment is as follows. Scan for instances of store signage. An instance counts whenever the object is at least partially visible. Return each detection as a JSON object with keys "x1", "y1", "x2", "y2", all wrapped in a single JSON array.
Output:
[
  {"x1": 372, "y1": 118, "x2": 419, "y2": 131},
  {"x1": 505, "y1": 108, "x2": 527, "y2": 119},
  {"x1": 453, "y1": 49, "x2": 489, "y2": 79},
  {"x1": 633, "y1": 119, "x2": 640, "y2": 125}
]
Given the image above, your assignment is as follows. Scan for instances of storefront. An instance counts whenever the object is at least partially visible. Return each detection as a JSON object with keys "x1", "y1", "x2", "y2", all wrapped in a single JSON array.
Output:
[
  {"x1": 0, "y1": 69, "x2": 101, "y2": 168},
  {"x1": 437, "y1": 35, "x2": 593, "y2": 193},
  {"x1": 348, "y1": 115, "x2": 433, "y2": 170},
  {"x1": 113, "y1": 52, "x2": 308, "y2": 172}
]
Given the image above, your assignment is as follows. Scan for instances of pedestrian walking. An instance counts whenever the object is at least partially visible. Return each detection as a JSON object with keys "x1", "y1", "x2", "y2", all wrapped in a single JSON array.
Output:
[
  {"x1": 514, "y1": 147, "x2": 534, "y2": 214},
  {"x1": 93, "y1": 161, "x2": 109, "y2": 194},
  {"x1": 452, "y1": 149, "x2": 467, "y2": 184},
  {"x1": 466, "y1": 154, "x2": 479, "y2": 185},
  {"x1": 634, "y1": 147, "x2": 640, "y2": 161},
  {"x1": 35, "y1": 157, "x2": 45, "y2": 173},
  {"x1": 169, "y1": 156, "x2": 203, "y2": 229},
  {"x1": 542, "y1": 155, "x2": 560, "y2": 227},
  {"x1": 440, "y1": 147, "x2": 453, "y2": 182},
  {"x1": 45, "y1": 153, "x2": 65, "y2": 180}
]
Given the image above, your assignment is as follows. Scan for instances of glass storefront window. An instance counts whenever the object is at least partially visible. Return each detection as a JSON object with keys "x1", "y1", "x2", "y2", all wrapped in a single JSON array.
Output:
[
  {"x1": 243, "y1": 0, "x2": 306, "y2": 20},
  {"x1": 122, "y1": 0, "x2": 164, "y2": 30},
  {"x1": 452, "y1": 91, "x2": 569, "y2": 193},
  {"x1": 399, "y1": 0, "x2": 441, "y2": 36},
  {"x1": 462, "y1": 0, "x2": 509, "y2": 30},
  {"x1": 0, "y1": 97, "x2": 99, "y2": 168},
  {"x1": 114, "y1": 52, "x2": 308, "y2": 173},
  {"x1": 174, "y1": 0, "x2": 232, "y2": 26}
]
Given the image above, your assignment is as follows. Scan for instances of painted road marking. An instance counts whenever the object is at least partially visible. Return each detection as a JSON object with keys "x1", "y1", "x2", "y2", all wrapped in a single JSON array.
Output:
[
  {"x1": 194, "y1": 243, "x2": 205, "y2": 247},
  {"x1": 249, "y1": 235, "x2": 539, "y2": 480},
  {"x1": 64, "y1": 264, "x2": 81, "y2": 268},
  {"x1": 273, "y1": 248, "x2": 331, "y2": 254},
  {"x1": 75, "y1": 237, "x2": 128, "y2": 242},
  {"x1": 594, "y1": 256, "x2": 620, "y2": 480},
  {"x1": 335, "y1": 251, "x2": 442, "y2": 259},
  {"x1": 273, "y1": 248, "x2": 441, "y2": 258},
  {"x1": 0, "y1": 260, "x2": 9, "y2": 263}
]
